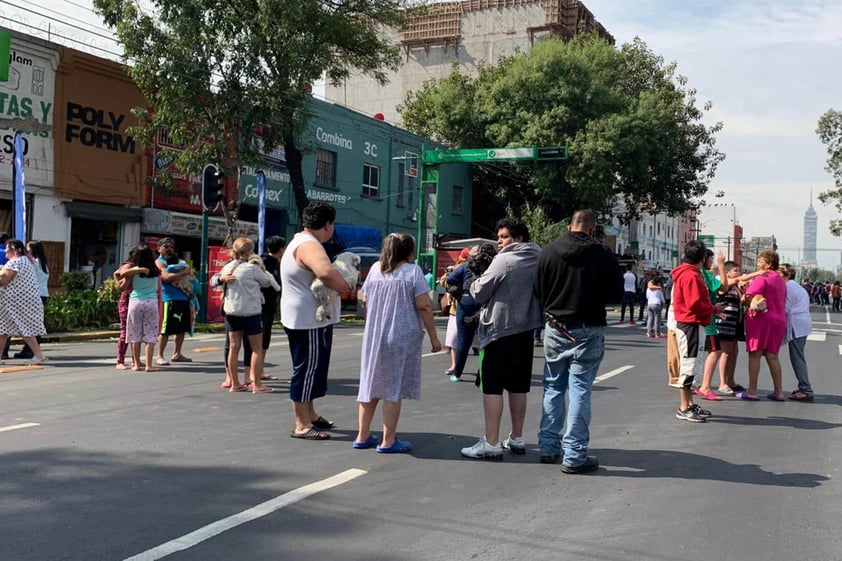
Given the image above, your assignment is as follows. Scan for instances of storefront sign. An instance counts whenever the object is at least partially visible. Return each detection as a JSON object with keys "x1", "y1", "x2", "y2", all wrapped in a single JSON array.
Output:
[
  {"x1": 306, "y1": 188, "x2": 350, "y2": 206},
  {"x1": 0, "y1": 36, "x2": 57, "y2": 189},
  {"x1": 142, "y1": 208, "x2": 257, "y2": 240},
  {"x1": 239, "y1": 165, "x2": 288, "y2": 209},
  {"x1": 205, "y1": 245, "x2": 232, "y2": 323}
]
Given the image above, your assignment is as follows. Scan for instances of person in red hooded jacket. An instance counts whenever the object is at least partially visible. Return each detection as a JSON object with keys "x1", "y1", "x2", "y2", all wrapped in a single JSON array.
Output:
[{"x1": 671, "y1": 240, "x2": 725, "y2": 423}]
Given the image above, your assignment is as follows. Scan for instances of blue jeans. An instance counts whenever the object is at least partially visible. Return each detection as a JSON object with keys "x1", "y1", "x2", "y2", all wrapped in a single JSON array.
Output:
[
  {"x1": 788, "y1": 336, "x2": 813, "y2": 394},
  {"x1": 453, "y1": 304, "x2": 479, "y2": 376},
  {"x1": 538, "y1": 324, "x2": 605, "y2": 467}
]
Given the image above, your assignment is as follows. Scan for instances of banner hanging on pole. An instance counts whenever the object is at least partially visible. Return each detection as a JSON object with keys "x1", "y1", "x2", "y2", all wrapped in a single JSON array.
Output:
[
  {"x1": 257, "y1": 170, "x2": 266, "y2": 256},
  {"x1": 13, "y1": 132, "x2": 26, "y2": 240}
]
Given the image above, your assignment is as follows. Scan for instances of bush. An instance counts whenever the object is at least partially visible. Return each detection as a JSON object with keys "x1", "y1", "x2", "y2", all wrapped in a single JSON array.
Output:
[
  {"x1": 61, "y1": 270, "x2": 93, "y2": 291},
  {"x1": 45, "y1": 278, "x2": 121, "y2": 332}
]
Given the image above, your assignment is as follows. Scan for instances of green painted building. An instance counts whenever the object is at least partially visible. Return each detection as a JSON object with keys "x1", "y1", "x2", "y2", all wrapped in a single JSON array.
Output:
[{"x1": 237, "y1": 97, "x2": 472, "y2": 249}]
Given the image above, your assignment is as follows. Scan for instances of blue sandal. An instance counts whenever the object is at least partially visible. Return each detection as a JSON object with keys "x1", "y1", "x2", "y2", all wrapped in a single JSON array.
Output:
[
  {"x1": 352, "y1": 435, "x2": 379, "y2": 449},
  {"x1": 376, "y1": 439, "x2": 412, "y2": 454}
]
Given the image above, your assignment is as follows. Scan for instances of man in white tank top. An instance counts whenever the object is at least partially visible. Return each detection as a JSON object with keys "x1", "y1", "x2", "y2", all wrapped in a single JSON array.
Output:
[{"x1": 281, "y1": 202, "x2": 354, "y2": 440}]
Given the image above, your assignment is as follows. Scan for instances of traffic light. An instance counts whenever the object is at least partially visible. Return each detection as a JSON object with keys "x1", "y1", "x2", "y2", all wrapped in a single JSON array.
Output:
[{"x1": 202, "y1": 164, "x2": 224, "y2": 212}]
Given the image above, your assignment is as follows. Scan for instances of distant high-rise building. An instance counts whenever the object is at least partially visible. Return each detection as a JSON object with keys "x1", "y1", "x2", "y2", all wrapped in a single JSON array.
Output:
[{"x1": 803, "y1": 192, "x2": 818, "y2": 263}]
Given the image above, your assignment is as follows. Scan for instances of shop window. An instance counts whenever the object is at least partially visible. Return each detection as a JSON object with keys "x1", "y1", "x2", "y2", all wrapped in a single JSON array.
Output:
[
  {"x1": 452, "y1": 185, "x2": 464, "y2": 214},
  {"x1": 315, "y1": 149, "x2": 336, "y2": 188},
  {"x1": 362, "y1": 163, "x2": 380, "y2": 198}
]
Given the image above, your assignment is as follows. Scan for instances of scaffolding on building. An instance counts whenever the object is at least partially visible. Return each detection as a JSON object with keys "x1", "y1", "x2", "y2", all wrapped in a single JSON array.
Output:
[{"x1": 400, "y1": 0, "x2": 614, "y2": 47}]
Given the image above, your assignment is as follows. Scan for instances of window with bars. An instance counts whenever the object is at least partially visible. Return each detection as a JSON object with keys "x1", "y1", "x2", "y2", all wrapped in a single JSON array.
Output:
[
  {"x1": 362, "y1": 163, "x2": 380, "y2": 197},
  {"x1": 315, "y1": 149, "x2": 337, "y2": 188}
]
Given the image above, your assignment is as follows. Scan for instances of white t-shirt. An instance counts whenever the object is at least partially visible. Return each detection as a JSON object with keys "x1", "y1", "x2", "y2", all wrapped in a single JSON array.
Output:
[
  {"x1": 623, "y1": 271, "x2": 637, "y2": 293},
  {"x1": 646, "y1": 287, "x2": 665, "y2": 306},
  {"x1": 280, "y1": 232, "x2": 340, "y2": 330}
]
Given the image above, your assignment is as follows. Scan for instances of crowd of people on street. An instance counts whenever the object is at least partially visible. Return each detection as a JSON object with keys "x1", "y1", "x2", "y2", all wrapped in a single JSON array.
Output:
[{"x1": 2, "y1": 201, "x2": 826, "y2": 474}]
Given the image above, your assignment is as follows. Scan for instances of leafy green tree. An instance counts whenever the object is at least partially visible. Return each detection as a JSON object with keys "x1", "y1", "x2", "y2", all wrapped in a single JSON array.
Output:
[
  {"x1": 817, "y1": 108, "x2": 842, "y2": 235},
  {"x1": 399, "y1": 35, "x2": 724, "y2": 225},
  {"x1": 514, "y1": 203, "x2": 569, "y2": 248},
  {"x1": 94, "y1": 0, "x2": 408, "y2": 222}
]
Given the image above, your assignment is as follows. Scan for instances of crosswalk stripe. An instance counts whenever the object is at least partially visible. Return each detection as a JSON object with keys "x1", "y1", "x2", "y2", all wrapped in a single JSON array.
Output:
[
  {"x1": 595, "y1": 365, "x2": 634, "y2": 383},
  {"x1": 807, "y1": 332, "x2": 827, "y2": 342}
]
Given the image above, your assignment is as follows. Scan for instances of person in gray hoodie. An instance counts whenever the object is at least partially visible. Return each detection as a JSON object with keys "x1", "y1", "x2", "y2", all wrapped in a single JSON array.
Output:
[{"x1": 461, "y1": 218, "x2": 543, "y2": 460}]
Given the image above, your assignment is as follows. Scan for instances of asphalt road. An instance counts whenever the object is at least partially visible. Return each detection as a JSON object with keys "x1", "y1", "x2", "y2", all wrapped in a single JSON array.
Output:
[{"x1": 1, "y1": 307, "x2": 840, "y2": 561}]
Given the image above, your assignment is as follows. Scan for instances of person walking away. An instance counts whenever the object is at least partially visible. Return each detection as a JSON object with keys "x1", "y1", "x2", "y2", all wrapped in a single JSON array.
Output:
[
  {"x1": 779, "y1": 264, "x2": 815, "y2": 401},
  {"x1": 124, "y1": 245, "x2": 162, "y2": 372},
  {"x1": 461, "y1": 218, "x2": 542, "y2": 460},
  {"x1": 154, "y1": 238, "x2": 193, "y2": 365},
  {"x1": 534, "y1": 210, "x2": 623, "y2": 473},
  {"x1": 0, "y1": 239, "x2": 48, "y2": 364},
  {"x1": 671, "y1": 241, "x2": 724, "y2": 422},
  {"x1": 354, "y1": 233, "x2": 441, "y2": 453},
  {"x1": 645, "y1": 277, "x2": 665, "y2": 337},
  {"x1": 619, "y1": 264, "x2": 637, "y2": 324},
  {"x1": 281, "y1": 203, "x2": 354, "y2": 440},
  {"x1": 14, "y1": 240, "x2": 50, "y2": 359}
]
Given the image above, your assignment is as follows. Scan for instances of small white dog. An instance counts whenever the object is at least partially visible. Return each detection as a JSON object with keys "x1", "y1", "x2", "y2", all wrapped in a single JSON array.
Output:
[{"x1": 311, "y1": 251, "x2": 361, "y2": 321}]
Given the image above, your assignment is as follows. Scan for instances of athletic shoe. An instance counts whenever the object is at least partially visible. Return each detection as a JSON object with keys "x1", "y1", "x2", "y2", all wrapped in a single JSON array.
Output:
[
  {"x1": 629, "y1": 320, "x2": 637, "y2": 326},
  {"x1": 540, "y1": 452, "x2": 561, "y2": 464},
  {"x1": 690, "y1": 403, "x2": 712, "y2": 418},
  {"x1": 449, "y1": 374, "x2": 462, "y2": 383},
  {"x1": 461, "y1": 436, "x2": 503, "y2": 461},
  {"x1": 502, "y1": 433, "x2": 526, "y2": 454},
  {"x1": 560, "y1": 456, "x2": 599, "y2": 474},
  {"x1": 676, "y1": 407, "x2": 706, "y2": 423}
]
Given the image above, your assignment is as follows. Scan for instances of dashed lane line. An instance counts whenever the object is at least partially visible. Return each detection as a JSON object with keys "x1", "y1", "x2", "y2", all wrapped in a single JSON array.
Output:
[
  {"x1": 122, "y1": 468, "x2": 367, "y2": 561},
  {"x1": 595, "y1": 365, "x2": 635, "y2": 383},
  {"x1": 0, "y1": 422, "x2": 40, "y2": 433}
]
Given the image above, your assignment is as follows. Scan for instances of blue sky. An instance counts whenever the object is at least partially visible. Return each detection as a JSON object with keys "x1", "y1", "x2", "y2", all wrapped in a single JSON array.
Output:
[
  {"x1": 584, "y1": 0, "x2": 842, "y2": 268},
  {"x1": 8, "y1": 0, "x2": 842, "y2": 268}
]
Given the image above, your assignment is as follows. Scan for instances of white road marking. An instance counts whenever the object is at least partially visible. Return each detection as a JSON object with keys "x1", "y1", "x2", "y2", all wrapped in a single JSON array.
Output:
[
  {"x1": 839, "y1": 345, "x2": 842, "y2": 356},
  {"x1": 807, "y1": 332, "x2": 827, "y2": 342},
  {"x1": 826, "y1": 307, "x2": 832, "y2": 324},
  {"x1": 595, "y1": 365, "x2": 634, "y2": 383},
  {"x1": 0, "y1": 422, "x2": 40, "y2": 433},
  {"x1": 123, "y1": 468, "x2": 367, "y2": 561}
]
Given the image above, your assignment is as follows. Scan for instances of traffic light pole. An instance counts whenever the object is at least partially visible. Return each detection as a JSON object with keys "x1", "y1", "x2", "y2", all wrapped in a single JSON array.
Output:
[{"x1": 198, "y1": 209, "x2": 210, "y2": 323}]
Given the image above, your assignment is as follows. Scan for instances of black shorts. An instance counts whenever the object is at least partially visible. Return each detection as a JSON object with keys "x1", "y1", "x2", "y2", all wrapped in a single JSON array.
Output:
[
  {"x1": 225, "y1": 313, "x2": 263, "y2": 336},
  {"x1": 476, "y1": 330, "x2": 534, "y2": 395},
  {"x1": 704, "y1": 334, "x2": 722, "y2": 352},
  {"x1": 160, "y1": 300, "x2": 192, "y2": 335}
]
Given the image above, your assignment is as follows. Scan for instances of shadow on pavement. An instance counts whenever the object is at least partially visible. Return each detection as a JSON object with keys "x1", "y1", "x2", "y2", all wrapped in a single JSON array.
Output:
[
  {"x1": 709, "y1": 414, "x2": 842, "y2": 430},
  {"x1": 591, "y1": 448, "x2": 829, "y2": 488}
]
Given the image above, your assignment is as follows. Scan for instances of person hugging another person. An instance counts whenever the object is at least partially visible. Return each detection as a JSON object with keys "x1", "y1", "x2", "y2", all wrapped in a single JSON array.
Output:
[
  {"x1": 154, "y1": 238, "x2": 194, "y2": 365},
  {"x1": 354, "y1": 233, "x2": 441, "y2": 453},
  {"x1": 645, "y1": 276, "x2": 665, "y2": 338},
  {"x1": 123, "y1": 245, "x2": 162, "y2": 372}
]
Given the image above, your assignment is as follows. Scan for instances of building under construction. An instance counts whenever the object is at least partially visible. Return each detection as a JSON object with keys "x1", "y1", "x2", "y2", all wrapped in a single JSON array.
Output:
[{"x1": 325, "y1": 0, "x2": 613, "y2": 123}]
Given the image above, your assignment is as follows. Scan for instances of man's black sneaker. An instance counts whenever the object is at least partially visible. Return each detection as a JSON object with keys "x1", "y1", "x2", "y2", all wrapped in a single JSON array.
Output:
[
  {"x1": 539, "y1": 452, "x2": 560, "y2": 464},
  {"x1": 560, "y1": 456, "x2": 599, "y2": 474},
  {"x1": 676, "y1": 407, "x2": 706, "y2": 423},
  {"x1": 690, "y1": 404, "x2": 712, "y2": 418}
]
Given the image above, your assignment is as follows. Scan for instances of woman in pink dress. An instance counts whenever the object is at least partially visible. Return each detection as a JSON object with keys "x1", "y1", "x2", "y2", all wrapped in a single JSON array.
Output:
[{"x1": 740, "y1": 250, "x2": 787, "y2": 401}]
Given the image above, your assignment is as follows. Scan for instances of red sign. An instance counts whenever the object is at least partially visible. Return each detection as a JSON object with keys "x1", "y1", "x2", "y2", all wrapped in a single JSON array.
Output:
[{"x1": 206, "y1": 245, "x2": 232, "y2": 323}]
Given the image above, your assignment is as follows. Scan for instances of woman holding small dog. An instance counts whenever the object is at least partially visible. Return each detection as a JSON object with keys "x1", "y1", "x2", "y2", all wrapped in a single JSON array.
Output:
[
  {"x1": 740, "y1": 249, "x2": 787, "y2": 401},
  {"x1": 354, "y1": 233, "x2": 442, "y2": 453},
  {"x1": 219, "y1": 237, "x2": 280, "y2": 394}
]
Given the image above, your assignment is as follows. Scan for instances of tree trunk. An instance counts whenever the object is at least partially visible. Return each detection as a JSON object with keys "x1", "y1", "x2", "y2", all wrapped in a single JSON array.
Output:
[{"x1": 283, "y1": 131, "x2": 309, "y2": 227}]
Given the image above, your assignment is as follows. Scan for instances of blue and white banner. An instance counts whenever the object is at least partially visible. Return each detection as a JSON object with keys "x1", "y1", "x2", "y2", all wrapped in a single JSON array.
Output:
[
  {"x1": 13, "y1": 132, "x2": 26, "y2": 240},
  {"x1": 257, "y1": 170, "x2": 266, "y2": 256}
]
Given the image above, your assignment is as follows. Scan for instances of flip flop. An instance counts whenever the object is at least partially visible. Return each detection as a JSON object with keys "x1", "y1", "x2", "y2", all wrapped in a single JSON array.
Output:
[
  {"x1": 312, "y1": 416, "x2": 335, "y2": 430},
  {"x1": 252, "y1": 386, "x2": 275, "y2": 394},
  {"x1": 789, "y1": 391, "x2": 815, "y2": 402},
  {"x1": 155, "y1": 358, "x2": 170, "y2": 366},
  {"x1": 171, "y1": 355, "x2": 192, "y2": 363},
  {"x1": 766, "y1": 393, "x2": 786, "y2": 402},
  {"x1": 376, "y1": 439, "x2": 412, "y2": 454},
  {"x1": 289, "y1": 428, "x2": 331, "y2": 440},
  {"x1": 696, "y1": 389, "x2": 722, "y2": 401},
  {"x1": 736, "y1": 391, "x2": 760, "y2": 401}
]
